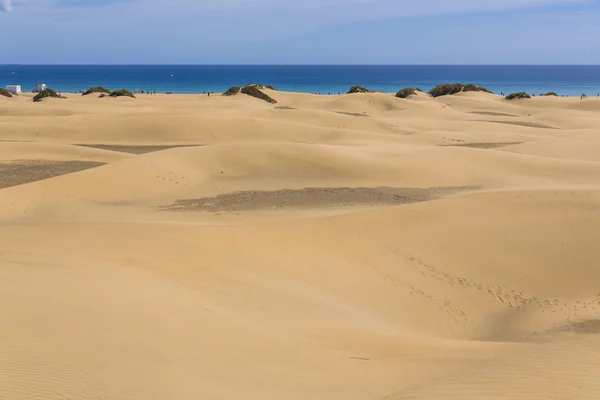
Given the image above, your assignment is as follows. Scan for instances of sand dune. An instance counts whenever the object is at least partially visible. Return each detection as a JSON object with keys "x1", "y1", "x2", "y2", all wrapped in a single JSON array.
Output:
[{"x1": 1, "y1": 91, "x2": 600, "y2": 400}]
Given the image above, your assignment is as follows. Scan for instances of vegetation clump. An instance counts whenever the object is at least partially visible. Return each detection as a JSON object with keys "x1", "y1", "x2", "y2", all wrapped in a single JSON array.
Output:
[
  {"x1": 33, "y1": 88, "x2": 63, "y2": 102},
  {"x1": 541, "y1": 92, "x2": 558, "y2": 97},
  {"x1": 347, "y1": 86, "x2": 372, "y2": 94},
  {"x1": 109, "y1": 89, "x2": 136, "y2": 98},
  {"x1": 0, "y1": 88, "x2": 13, "y2": 98},
  {"x1": 240, "y1": 85, "x2": 277, "y2": 104},
  {"x1": 428, "y1": 83, "x2": 464, "y2": 97},
  {"x1": 265, "y1": 85, "x2": 277, "y2": 90},
  {"x1": 83, "y1": 86, "x2": 111, "y2": 96},
  {"x1": 223, "y1": 86, "x2": 241, "y2": 96},
  {"x1": 463, "y1": 84, "x2": 493, "y2": 94},
  {"x1": 428, "y1": 83, "x2": 493, "y2": 97},
  {"x1": 395, "y1": 88, "x2": 417, "y2": 99},
  {"x1": 505, "y1": 92, "x2": 531, "y2": 100}
]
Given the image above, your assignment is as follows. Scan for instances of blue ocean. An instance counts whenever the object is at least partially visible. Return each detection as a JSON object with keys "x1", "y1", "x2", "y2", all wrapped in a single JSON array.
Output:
[{"x1": 1, "y1": 65, "x2": 599, "y2": 96}]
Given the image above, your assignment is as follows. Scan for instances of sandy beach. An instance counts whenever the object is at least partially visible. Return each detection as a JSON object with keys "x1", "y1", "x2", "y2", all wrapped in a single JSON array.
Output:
[{"x1": 1, "y1": 89, "x2": 600, "y2": 400}]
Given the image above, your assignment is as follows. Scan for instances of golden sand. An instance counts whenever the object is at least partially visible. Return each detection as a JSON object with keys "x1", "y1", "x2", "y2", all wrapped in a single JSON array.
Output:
[{"x1": 1, "y1": 90, "x2": 600, "y2": 399}]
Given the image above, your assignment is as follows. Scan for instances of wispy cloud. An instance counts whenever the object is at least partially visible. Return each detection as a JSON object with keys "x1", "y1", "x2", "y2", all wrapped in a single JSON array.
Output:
[
  {"x1": 2, "y1": 0, "x2": 12, "y2": 12},
  {"x1": 162, "y1": 0, "x2": 586, "y2": 17},
  {"x1": 7, "y1": 0, "x2": 587, "y2": 16},
  {"x1": 16, "y1": 0, "x2": 584, "y2": 37},
  {"x1": 0, "y1": 0, "x2": 595, "y2": 63},
  {"x1": 57, "y1": 0, "x2": 138, "y2": 8}
]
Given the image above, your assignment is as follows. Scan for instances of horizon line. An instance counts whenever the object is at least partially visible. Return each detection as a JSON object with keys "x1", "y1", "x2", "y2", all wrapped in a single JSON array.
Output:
[{"x1": 2, "y1": 64, "x2": 600, "y2": 67}]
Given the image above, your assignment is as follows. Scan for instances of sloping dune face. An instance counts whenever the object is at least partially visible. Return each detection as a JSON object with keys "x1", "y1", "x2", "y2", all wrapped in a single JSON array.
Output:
[{"x1": 1, "y1": 92, "x2": 600, "y2": 400}]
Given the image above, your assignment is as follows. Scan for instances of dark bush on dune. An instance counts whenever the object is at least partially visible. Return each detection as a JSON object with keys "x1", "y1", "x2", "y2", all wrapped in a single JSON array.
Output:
[
  {"x1": 505, "y1": 92, "x2": 531, "y2": 100},
  {"x1": 396, "y1": 88, "x2": 417, "y2": 99},
  {"x1": 428, "y1": 83, "x2": 464, "y2": 97},
  {"x1": 109, "y1": 89, "x2": 136, "y2": 98},
  {"x1": 33, "y1": 88, "x2": 63, "y2": 102},
  {"x1": 83, "y1": 86, "x2": 111, "y2": 96},
  {"x1": 223, "y1": 84, "x2": 277, "y2": 99},
  {"x1": 223, "y1": 86, "x2": 241, "y2": 96},
  {"x1": 240, "y1": 85, "x2": 277, "y2": 104},
  {"x1": 541, "y1": 92, "x2": 558, "y2": 97},
  {"x1": 428, "y1": 83, "x2": 493, "y2": 97},
  {"x1": 0, "y1": 88, "x2": 13, "y2": 98},
  {"x1": 347, "y1": 86, "x2": 372, "y2": 94},
  {"x1": 463, "y1": 84, "x2": 493, "y2": 94}
]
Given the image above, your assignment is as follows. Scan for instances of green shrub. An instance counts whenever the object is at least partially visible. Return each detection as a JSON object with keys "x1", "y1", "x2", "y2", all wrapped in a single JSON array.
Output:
[
  {"x1": 109, "y1": 89, "x2": 136, "y2": 98},
  {"x1": 0, "y1": 88, "x2": 13, "y2": 98},
  {"x1": 463, "y1": 84, "x2": 493, "y2": 94},
  {"x1": 396, "y1": 88, "x2": 416, "y2": 99},
  {"x1": 347, "y1": 86, "x2": 372, "y2": 94},
  {"x1": 83, "y1": 86, "x2": 111, "y2": 96},
  {"x1": 240, "y1": 85, "x2": 277, "y2": 104},
  {"x1": 33, "y1": 88, "x2": 63, "y2": 102},
  {"x1": 541, "y1": 92, "x2": 558, "y2": 97},
  {"x1": 428, "y1": 83, "x2": 464, "y2": 97},
  {"x1": 265, "y1": 85, "x2": 276, "y2": 90},
  {"x1": 223, "y1": 86, "x2": 241, "y2": 96},
  {"x1": 505, "y1": 92, "x2": 531, "y2": 100},
  {"x1": 428, "y1": 83, "x2": 493, "y2": 97}
]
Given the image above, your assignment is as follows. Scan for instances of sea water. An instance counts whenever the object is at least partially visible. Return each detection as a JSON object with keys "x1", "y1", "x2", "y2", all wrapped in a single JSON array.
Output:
[{"x1": 1, "y1": 65, "x2": 599, "y2": 96}]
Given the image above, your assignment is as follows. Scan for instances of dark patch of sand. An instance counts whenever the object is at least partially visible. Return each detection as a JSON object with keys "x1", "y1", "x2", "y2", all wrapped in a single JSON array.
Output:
[
  {"x1": 470, "y1": 111, "x2": 519, "y2": 117},
  {"x1": 479, "y1": 120, "x2": 558, "y2": 129},
  {"x1": 0, "y1": 160, "x2": 105, "y2": 189},
  {"x1": 442, "y1": 142, "x2": 522, "y2": 149},
  {"x1": 76, "y1": 144, "x2": 201, "y2": 154},
  {"x1": 549, "y1": 319, "x2": 600, "y2": 335},
  {"x1": 275, "y1": 106, "x2": 296, "y2": 110},
  {"x1": 334, "y1": 111, "x2": 370, "y2": 117},
  {"x1": 161, "y1": 186, "x2": 472, "y2": 212}
]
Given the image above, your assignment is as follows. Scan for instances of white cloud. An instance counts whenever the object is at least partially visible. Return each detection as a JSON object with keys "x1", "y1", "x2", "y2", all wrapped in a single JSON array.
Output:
[
  {"x1": 2, "y1": 0, "x2": 13, "y2": 11},
  {"x1": 170, "y1": 0, "x2": 585, "y2": 16},
  {"x1": 143, "y1": 0, "x2": 586, "y2": 41},
  {"x1": 9, "y1": 0, "x2": 586, "y2": 17},
  {"x1": 0, "y1": 0, "x2": 592, "y2": 63}
]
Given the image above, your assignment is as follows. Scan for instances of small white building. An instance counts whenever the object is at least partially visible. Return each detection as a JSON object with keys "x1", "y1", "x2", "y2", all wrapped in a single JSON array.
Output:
[
  {"x1": 6, "y1": 85, "x2": 21, "y2": 94},
  {"x1": 33, "y1": 83, "x2": 47, "y2": 93}
]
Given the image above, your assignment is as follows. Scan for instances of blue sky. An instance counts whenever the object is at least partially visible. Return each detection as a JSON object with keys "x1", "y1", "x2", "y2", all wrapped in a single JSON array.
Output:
[{"x1": 1, "y1": 0, "x2": 599, "y2": 64}]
